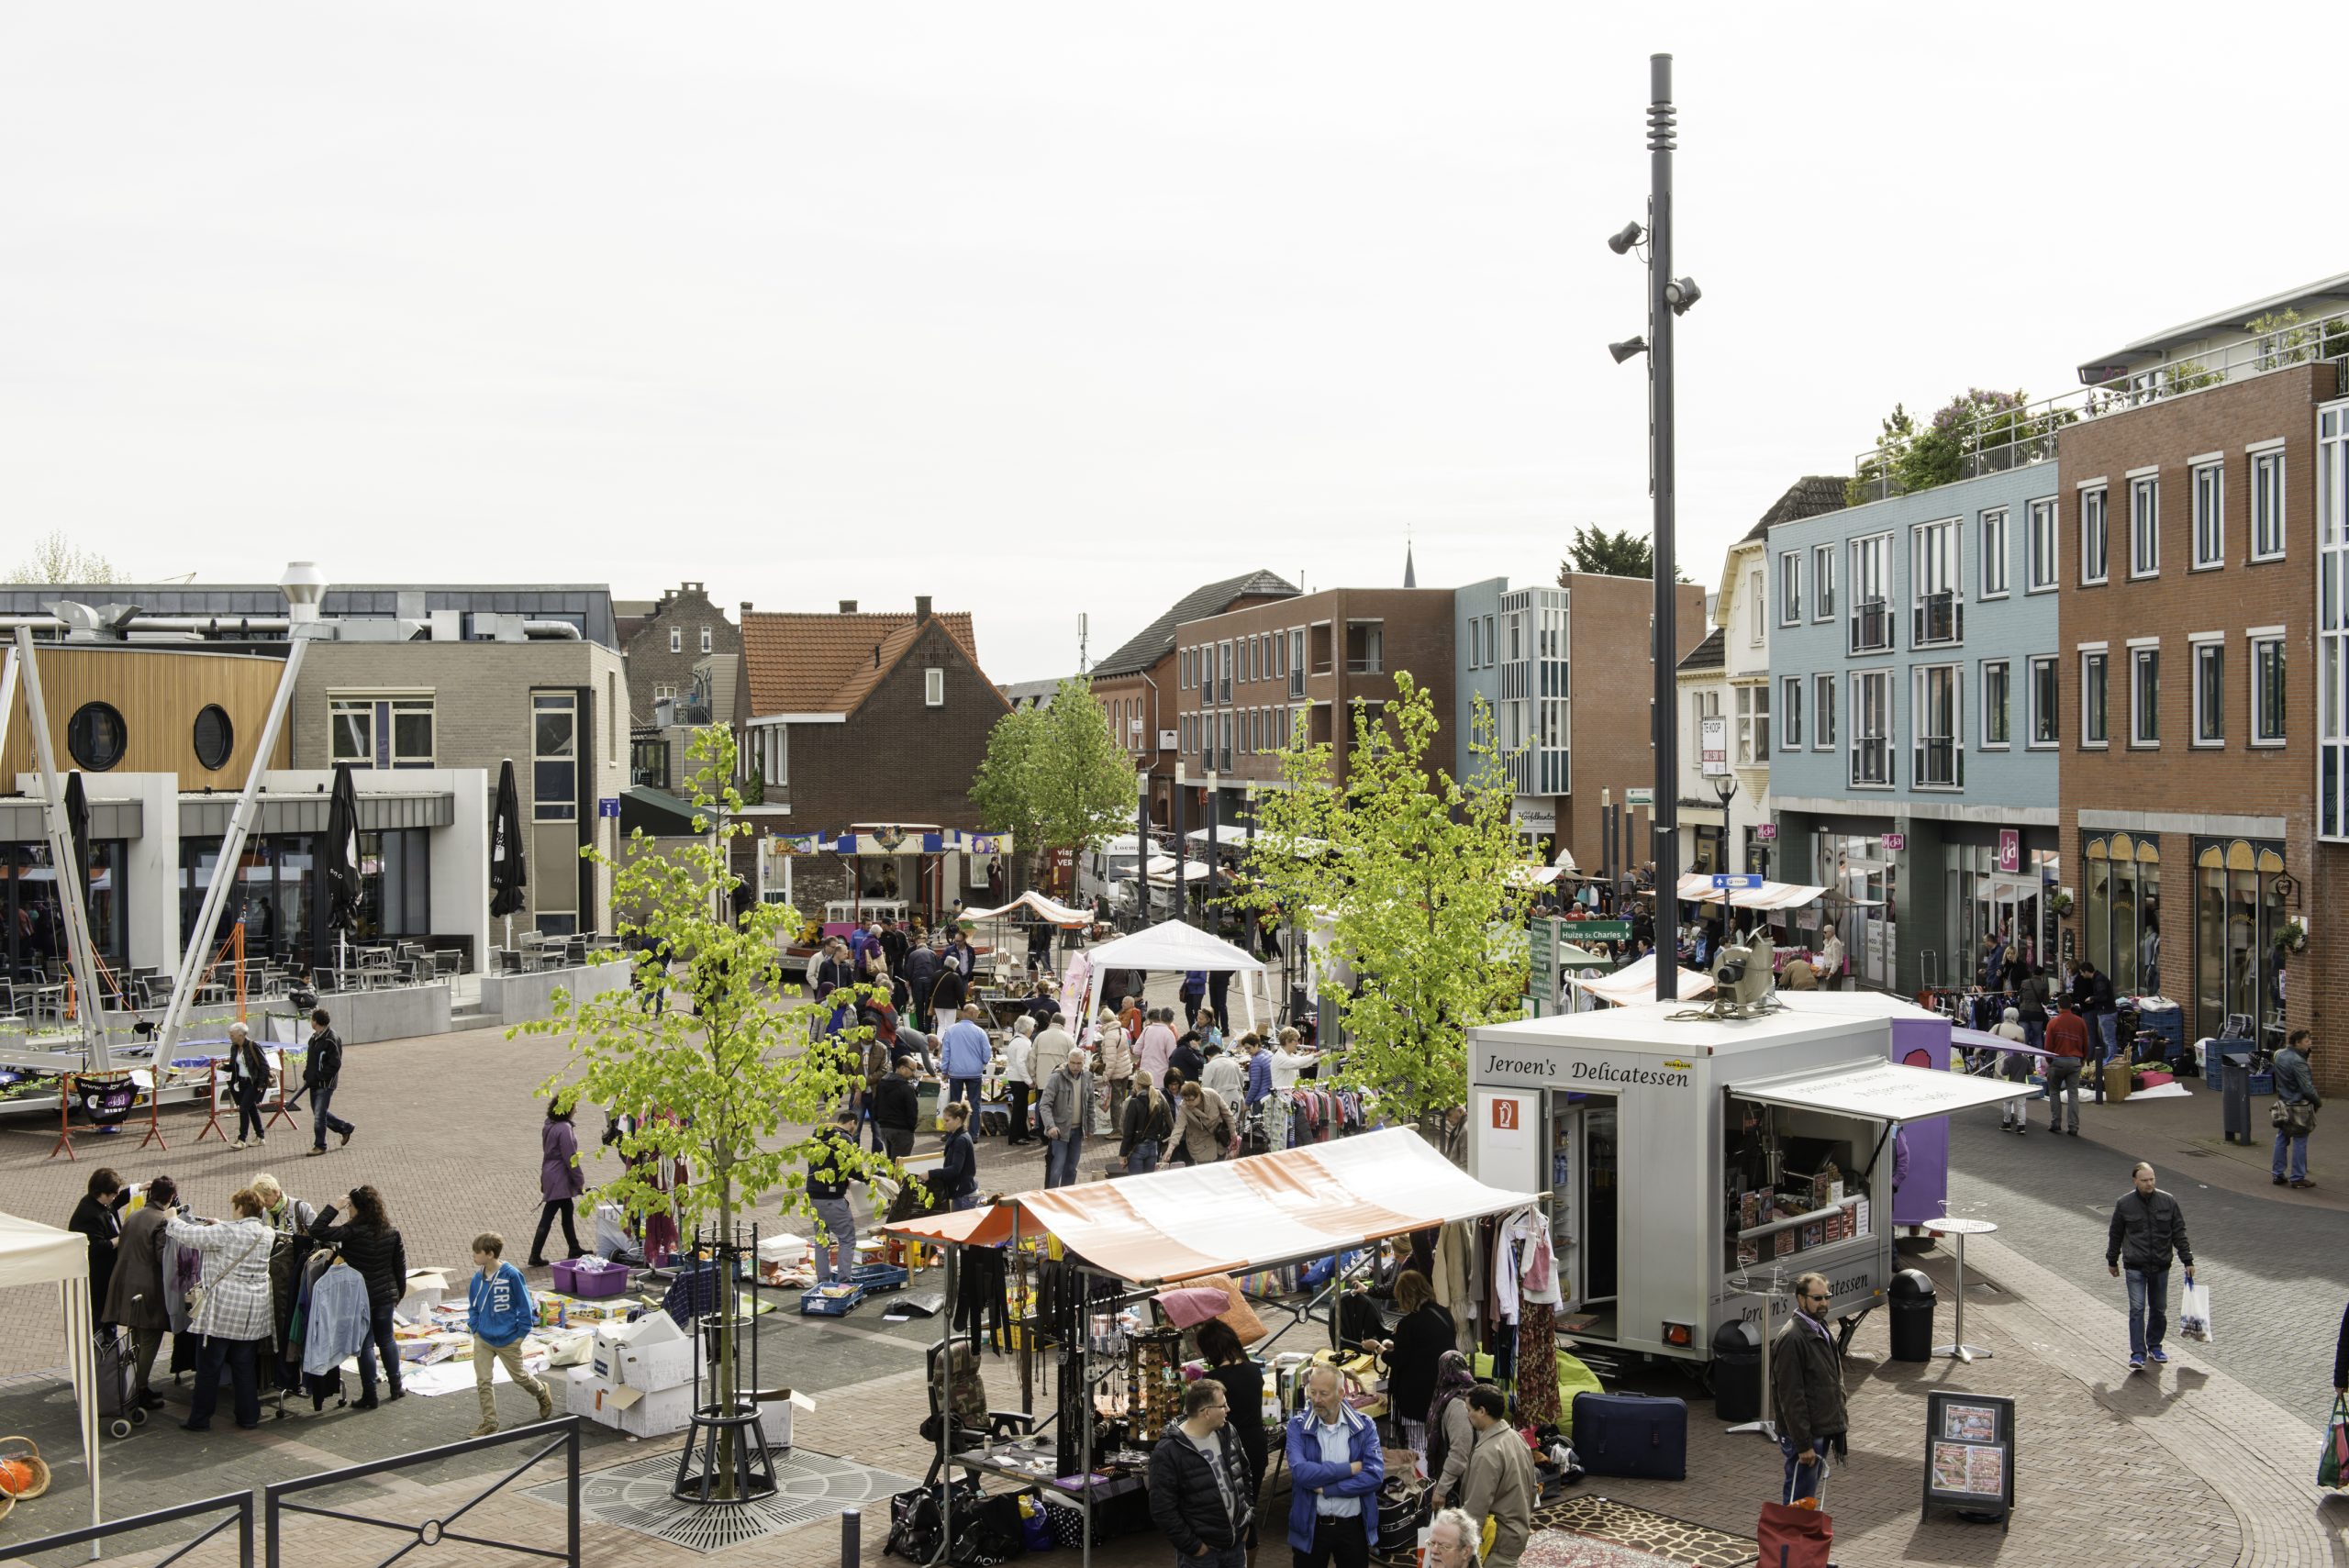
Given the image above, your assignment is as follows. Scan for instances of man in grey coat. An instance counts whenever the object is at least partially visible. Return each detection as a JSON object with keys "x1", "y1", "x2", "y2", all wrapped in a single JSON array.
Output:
[
  {"x1": 1036, "y1": 1048, "x2": 1091, "y2": 1189},
  {"x1": 2273, "y1": 1029, "x2": 2322, "y2": 1189}
]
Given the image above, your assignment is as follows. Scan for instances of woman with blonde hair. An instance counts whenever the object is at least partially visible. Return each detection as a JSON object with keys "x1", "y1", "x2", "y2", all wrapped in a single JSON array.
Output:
[{"x1": 166, "y1": 1185, "x2": 276, "y2": 1430}]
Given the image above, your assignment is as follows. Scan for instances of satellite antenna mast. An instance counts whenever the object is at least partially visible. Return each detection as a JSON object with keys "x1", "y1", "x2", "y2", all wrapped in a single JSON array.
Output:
[{"x1": 1078, "y1": 612, "x2": 1089, "y2": 675}]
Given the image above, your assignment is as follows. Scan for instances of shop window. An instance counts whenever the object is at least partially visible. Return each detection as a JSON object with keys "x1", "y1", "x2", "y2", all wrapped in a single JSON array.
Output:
[
  {"x1": 3, "y1": 839, "x2": 128, "y2": 979},
  {"x1": 2192, "y1": 840, "x2": 2286, "y2": 1043},
  {"x1": 2083, "y1": 834, "x2": 2161, "y2": 994},
  {"x1": 192, "y1": 705, "x2": 234, "y2": 772},
  {"x1": 66, "y1": 702, "x2": 127, "y2": 772}
]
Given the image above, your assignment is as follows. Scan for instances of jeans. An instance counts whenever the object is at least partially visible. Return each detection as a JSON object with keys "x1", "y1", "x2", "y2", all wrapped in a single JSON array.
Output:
[
  {"x1": 235, "y1": 1087, "x2": 266, "y2": 1143},
  {"x1": 952, "y1": 1193, "x2": 976, "y2": 1212},
  {"x1": 811, "y1": 1196, "x2": 855, "y2": 1282},
  {"x1": 1006, "y1": 1081, "x2": 1031, "y2": 1142},
  {"x1": 1125, "y1": 1139, "x2": 1161, "y2": 1176},
  {"x1": 2044, "y1": 1058, "x2": 2083, "y2": 1130},
  {"x1": 356, "y1": 1300, "x2": 402, "y2": 1396},
  {"x1": 2125, "y1": 1265, "x2": 2170, "y2": 1358},
  {"x1": 2274, "y1": 1128, "x2": 2311, "y2": 1182},
  {"x1": 2023, "y1": 1018, "x2": 2045, "y2": 1051},
  {"x1": 1294, "y1": 1511, "x2": 1368, "y2": 1568},
  {"x1": 1107, "y1": 1075, "x2": 1132, "y2": 1129},
  {"x1": 188, "y1": 1333, "x2": 262, "y2": 1429},
  {"x1": 1045, "y1": 1129, "x2": 1085, "y2": 1188},
  {"x1": 1777, "y1": 1434, "x2": 1830, "y2": 1504},
  {"x1": 948, "y1": 1076, "x2": 981, "y2": 1107},
  {"x1": 2097, "y1": 1012, "x2": 2119, "y2": 1062},
  {"x1": 1188, "y1": 1546, "x2": 1247, "y2": 1568},
  {"x1": 311, "y1": 1080, "x2": 352, "y2": 1150},
  {"x1": 531, "y1": 1198, "x2": 582, "y2": 1262}
]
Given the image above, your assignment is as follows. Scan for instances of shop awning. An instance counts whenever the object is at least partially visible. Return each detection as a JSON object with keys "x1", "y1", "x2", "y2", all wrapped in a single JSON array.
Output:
[
  {"x1": 1570, "y1": 951, "x2": 1715, "y2": 1006},
  {"x1": 1675, "y1": 873, "x2": 1830, "y2": 910},
  {"x1": 1730, "y1": 1058, "x2": 2032, "y2": 1121},
  {"x1": 961, "y1": 890, "x2": 1095, "y2": 927},
  {"x1": 884, "y1": 1128, "x2": 1539, "y2": 1285}
]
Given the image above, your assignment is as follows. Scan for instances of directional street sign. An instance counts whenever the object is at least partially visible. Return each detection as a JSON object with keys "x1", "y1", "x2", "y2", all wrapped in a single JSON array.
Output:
[{"x1": 1712, "y1": 873, "x2": 1763, "y2": 890}]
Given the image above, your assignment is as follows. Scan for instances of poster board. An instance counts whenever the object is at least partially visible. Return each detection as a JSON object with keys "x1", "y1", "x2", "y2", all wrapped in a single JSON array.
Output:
[{"x1": 1921, "y1": 1389, "x2": 2014, "y2": 1527}]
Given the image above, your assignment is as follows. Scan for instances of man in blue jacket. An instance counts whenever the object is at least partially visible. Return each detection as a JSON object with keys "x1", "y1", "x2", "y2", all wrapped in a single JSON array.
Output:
[
  {"x1": 1283, "y1": 1364, "x2": 1382, "y2": 1568},
  {"x1": 939, "y1": 1005, "x2": 995, "y2": 1108}
]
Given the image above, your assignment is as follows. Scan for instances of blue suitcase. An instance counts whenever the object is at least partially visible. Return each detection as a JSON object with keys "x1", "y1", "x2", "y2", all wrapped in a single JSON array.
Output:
[{"x1": 1570, "y1": 1391, "x2": 1687, "y2": 1481}]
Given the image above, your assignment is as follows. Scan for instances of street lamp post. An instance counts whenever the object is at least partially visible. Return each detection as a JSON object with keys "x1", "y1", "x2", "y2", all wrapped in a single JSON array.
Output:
[{"x1": 1610, "y1": 53, "x2": 1700, "y2": 1001}]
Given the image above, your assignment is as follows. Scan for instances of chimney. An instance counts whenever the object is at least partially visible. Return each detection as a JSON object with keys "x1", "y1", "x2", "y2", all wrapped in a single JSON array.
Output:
[
  {"x1": 839, "y1": 599, "x2": 858, "y2": 613},
  {"x1": 740, "y1": 601, "x2": 753, "y2": 620},
  {"x1": 915, "y1": 595, "x2": 933, "y2": 620}
]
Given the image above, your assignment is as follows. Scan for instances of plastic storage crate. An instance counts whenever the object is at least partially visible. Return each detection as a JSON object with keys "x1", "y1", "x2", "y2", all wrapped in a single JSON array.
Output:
[
  {"x1": 552, "y1": 1258, "x2": 631, "y2": 1298},
  {"x1": 799, "y1": 1283, "x2": 867, "y2": 1317},
  {"x1": 848, "y1": 1262, "x2": 908, "y2": 1294}
]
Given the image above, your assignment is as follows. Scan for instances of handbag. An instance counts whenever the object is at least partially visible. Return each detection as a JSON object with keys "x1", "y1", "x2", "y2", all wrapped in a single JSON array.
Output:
[
  {"x1": 2272, "y1": 1099, "x2": 2317, "y2": 1135},
  {"x1": 1756, "y1": 1497, "x2": 1832, "y2": 1568},
  {"x1": 2321, "y1": 1394, "x2": 2349, "y2": 1489}
]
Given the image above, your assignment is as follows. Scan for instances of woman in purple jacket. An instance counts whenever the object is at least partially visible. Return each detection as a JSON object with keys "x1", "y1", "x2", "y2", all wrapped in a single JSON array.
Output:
[{"x1": 528, "y1": 1101, "x2": 586, "y2": 1266}]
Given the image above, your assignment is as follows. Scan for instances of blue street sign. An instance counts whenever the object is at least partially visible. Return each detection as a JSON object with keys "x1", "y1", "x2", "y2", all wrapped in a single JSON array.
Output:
[
  {"x1": 1711, "y1": 873, "x2": 1763, "y2": 890},
  {"x1": 596, "y1": 796, "x2": 621, "y2": 819}
]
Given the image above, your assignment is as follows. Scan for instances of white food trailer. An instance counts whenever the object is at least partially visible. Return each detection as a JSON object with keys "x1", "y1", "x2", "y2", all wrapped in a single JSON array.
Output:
[{"x1": 1465, "y1": 995, "x2": 2028, "y2": 1364}]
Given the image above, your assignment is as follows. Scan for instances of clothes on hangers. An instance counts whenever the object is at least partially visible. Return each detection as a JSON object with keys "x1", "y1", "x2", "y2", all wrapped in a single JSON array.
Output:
[
  {"x1": 303, "y1": 1262, "x2": 372, "y2": 1377},
  {"x1": 1514, "y1": 1302, "x2": 1560, "y2": 1427}
]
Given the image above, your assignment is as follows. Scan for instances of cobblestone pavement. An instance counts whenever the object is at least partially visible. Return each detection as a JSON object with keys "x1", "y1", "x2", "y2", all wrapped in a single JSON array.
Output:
[{"x1": 7, "y1": 979, "x2": 2349, "y2": 1566}]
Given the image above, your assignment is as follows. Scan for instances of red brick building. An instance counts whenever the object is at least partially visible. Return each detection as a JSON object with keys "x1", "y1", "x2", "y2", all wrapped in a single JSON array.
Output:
[
  {"x1": 1087, "y1": 571, "x2": 1297, "y2": 829},
  {"x1": 2057, "y1": 357, "x2": 2346, "y2": 1092}
]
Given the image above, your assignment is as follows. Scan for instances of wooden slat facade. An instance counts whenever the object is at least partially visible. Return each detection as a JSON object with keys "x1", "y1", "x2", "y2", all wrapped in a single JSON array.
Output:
[{"x1": 1, "y1": 645, "x2": 292, "y2": 789}]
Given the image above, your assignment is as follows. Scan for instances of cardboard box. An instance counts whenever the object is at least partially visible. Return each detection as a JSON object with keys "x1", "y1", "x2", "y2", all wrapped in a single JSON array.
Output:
[
  {"x1": 400, "y1": 1269, "x2": 451, "y2": 1319},
  {"x1": 566, "y1": 1368, "x2": 621, "y2": 1425},
  {"x1": 592, "y1": 1312, "x2": 687, "y2": 1385},
  {"x1": 750, "y1": 1387, "x2": 816, "y2": 1450},
  {"x1": 618, "y1": 1336, "x2": 694, "y2": 1391},
  {"x1": 614, "y1": 1381, "x2": 695, "y2": 1438}
]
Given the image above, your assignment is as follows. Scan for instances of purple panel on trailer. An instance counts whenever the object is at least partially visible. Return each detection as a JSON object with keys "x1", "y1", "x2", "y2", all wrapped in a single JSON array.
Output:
[{"x1": 1890, "y1": 1015, "x2": 1953, "y2": 1227}]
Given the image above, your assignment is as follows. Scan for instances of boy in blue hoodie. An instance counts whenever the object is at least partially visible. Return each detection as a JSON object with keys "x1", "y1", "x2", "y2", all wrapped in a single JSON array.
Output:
[{"x1": 468, "y1": 1231, "x2": 555, "y2": 1435}]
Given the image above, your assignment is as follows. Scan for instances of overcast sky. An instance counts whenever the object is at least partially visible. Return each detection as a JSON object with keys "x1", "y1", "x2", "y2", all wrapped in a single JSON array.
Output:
[{"x1": 4, "y1": 6, "x2": 2338, "y2": 682}]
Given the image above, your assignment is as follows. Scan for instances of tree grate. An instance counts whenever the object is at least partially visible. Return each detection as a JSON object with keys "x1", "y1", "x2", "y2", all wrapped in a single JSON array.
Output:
[{"x1": 522, "y1": 1447, "x2": 917, "y2": 1553}]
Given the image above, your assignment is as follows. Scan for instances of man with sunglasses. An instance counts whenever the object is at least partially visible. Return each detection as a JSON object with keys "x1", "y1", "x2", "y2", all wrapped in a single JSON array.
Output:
[{"x1": 1770, "y1": 1271, "x2": 1849, "y2": 1504}]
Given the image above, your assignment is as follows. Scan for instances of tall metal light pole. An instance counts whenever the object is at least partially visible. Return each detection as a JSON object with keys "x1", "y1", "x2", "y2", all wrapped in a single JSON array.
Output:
[{"x1": 1610, "y1": 53, "x2": 1699, "y2": 1000}]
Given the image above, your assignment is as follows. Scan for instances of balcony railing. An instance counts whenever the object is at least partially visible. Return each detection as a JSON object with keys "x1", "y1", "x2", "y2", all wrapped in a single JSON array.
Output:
[
  {"x1": 1849, "y1": 598, "x2": 1893, "y2": 654},
  {"x1": 1345, "y1": 657, "x2": 1382, "y2": 674},
  {"x1": 1849, "y1": 736, "x2": 1893, "y2": 787},
  {"x1": 1848, "y1": 303, "x2": 2349, "y2": 503},
  {"x1": 1912, "y1": 737, "x2": 1964, "y2": 789},
  {"x1": 1911, "y1": 590, "x2": 1963, "y2": 647}
]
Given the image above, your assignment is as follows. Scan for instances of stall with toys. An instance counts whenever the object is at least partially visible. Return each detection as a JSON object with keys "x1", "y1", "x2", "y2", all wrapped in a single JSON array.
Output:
[{"x1": 882, "y1": 1128, "x2": 1542, "y2": 1568}]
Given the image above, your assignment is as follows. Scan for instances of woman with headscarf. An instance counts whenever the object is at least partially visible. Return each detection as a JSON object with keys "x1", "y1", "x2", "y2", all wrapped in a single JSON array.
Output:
[{"x1": 1424, "y1": 1351, "x2": 1480, "y2": 1507}]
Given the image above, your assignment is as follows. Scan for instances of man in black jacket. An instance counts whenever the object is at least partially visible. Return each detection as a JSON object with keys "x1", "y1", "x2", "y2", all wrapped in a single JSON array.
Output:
[
  {"x1": 303, "y1": 1007, "x2": 354, "y2": 1155},
  {"x1": 873, "y1": 1058, "x2": 922, "y2": 1160},
  {"x1": 1769, "y1": 1270, "x2": 1847, "y2": 1505},
  {"x1": 2107, "y1": 1161, "x2": 2195, "y2": 1370},
  {"x1": 1148, "y1": 1378, "x2": 1252, "y2": 1568}
]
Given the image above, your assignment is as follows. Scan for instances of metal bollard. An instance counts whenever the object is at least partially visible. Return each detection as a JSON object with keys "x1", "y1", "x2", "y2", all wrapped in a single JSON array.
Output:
[{"x1": 841, "y1": 1505, "x2": 862, "y2": 1567}]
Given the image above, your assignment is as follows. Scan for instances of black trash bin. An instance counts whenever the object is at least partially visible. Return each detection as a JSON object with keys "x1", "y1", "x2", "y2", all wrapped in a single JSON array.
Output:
[
  {"x1": 1711, "y1": 1318, "x2": 1763, "y2": 1422},
  {"x1": 2221, "y1": 1051, "x2": 2254, "y2": 1145},
  {"x1": 1888, "y1": 1269, "x2": 1936, "y2": 1363}
]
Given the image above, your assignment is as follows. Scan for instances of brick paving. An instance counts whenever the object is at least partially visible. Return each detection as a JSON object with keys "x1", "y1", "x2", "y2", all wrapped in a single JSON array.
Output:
[{"x1": 6, "y1": 978, "x2": 2349, "y2": 1566}]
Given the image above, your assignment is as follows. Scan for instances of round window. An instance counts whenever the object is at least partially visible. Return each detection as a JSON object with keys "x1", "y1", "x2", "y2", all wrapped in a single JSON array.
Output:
[
  {"x1": 193, "y1": 705, "x2": 234, "y2": 771},
  {"x1": 67, "y1": 702, "x2": 127, "y2": 772}
]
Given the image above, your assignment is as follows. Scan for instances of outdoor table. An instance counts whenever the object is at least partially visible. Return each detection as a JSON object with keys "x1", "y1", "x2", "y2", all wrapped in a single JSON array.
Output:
[{"x1": 1924, "y1": 1215, "x2": 1998, "y2": 1362}]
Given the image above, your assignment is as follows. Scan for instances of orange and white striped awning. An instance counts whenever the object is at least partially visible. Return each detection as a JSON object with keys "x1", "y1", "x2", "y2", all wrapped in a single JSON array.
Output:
[{"x1": 885, "y1": 1128, "x2": 1540, "y2": 1285}]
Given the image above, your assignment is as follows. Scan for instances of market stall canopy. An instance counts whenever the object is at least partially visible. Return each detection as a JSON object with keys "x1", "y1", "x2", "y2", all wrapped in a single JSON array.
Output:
[
  {"x1": 1085, "y1": 919, "x2": 1264, "y2": 975},
  {"x1": 1506, "y1": 862, "x2": 1566, "y2": 887},
  {"x1": 1675, "y1": 873, "x2": 1829, "y2": 910},
  {"x1": 1950, "y1": 1025, "x2": 2056, "y2": 1062},
  {"x1": 961, "y1": 890, "x2": 1095, "y2": 927},
  {"x1": 0, "y1": 1207, "x2": 86, "y2": 1289},
  {"x1": 885, "y1": 1129, "x2": 1541, "y2": 1285},
  {"x1": 1145, "y1": 861, "x2": 1213, "y2": 884},
  {"x1": 0, "y1": 1207, "x2": 100, "y2": 1533},
  {"x1": 1730, "y1": 1058, "x2": 2033, "y2": 1120},
  {"x1": 1552, "y1": 845, "x2": 1577, "y2": 871},
  {"x1": 1571, "y1": 951, "x2": 1715, "y2": 1006}
]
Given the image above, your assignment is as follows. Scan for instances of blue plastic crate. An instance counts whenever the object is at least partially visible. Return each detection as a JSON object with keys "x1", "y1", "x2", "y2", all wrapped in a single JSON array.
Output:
[
  {"x1": 799, "y1": 1283, "x2": 867, "y2": 1317},
  {"x1": 848, "y1": 1262, "x2": 908, "y2": 1294}
]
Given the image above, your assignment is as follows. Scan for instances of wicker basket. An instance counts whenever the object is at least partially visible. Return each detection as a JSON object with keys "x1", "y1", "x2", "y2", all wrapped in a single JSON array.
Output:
[{"x1": 0, "y1": 1435, "x2": 50, "y2": 1500}]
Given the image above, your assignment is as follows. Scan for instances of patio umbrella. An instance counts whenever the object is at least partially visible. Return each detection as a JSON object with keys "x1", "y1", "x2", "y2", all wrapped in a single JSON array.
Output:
[
  {"x1": 320, "y1": 762, "x2": 363, "y2": 977},
  {"x1": 489, "y1": 759, "x2": 529, "y2": 947},
  {"x1": 61, "y1": 771, "x2": 90, "y2": 909}
]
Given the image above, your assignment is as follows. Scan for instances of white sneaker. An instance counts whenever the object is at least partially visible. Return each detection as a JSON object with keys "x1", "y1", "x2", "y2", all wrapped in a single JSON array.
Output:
[{"x1": 230, "y1": 1140, "x2": 247, "y2": 1151}]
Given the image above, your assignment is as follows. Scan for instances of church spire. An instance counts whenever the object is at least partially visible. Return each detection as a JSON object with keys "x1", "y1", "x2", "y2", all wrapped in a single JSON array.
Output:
[{"x1": 1403, "y1": 537, "x2": 1418, "y2": 588}]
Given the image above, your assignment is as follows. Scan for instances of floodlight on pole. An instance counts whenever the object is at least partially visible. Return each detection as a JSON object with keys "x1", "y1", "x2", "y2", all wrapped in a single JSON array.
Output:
[{"x1": 1609, "y1": 337, "x2": 1648, "y2": 364}]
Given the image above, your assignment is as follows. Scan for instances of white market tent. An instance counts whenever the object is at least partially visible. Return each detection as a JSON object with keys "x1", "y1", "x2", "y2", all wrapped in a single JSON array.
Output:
[
  {"x1": 0, "y1": 1209, "x2": 101, "y2": 1534},
  {"x1": 1675, "y1": 873, "x2": 1830, "y2": 911},
  {"x1": 1570, "y1": 950, "x2": 1716, "y2": 1007},
  {"x1": 1081, "y1": 918, "x2": 1272, "y2": 1032},
  {"x1": 960, "y1": 890, "x2": 1095, "y2": 928}
]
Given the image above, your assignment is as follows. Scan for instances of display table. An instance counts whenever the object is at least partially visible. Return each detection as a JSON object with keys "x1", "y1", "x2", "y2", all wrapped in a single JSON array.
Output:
[{"x1": 1924, "y1": 1216, "x2": 1998, "y2": 1362}]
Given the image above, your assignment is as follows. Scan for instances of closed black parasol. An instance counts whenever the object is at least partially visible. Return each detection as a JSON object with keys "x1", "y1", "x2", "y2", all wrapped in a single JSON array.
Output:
[
  {"x1": 61, "y1": 771, "x2": 91, "y2": 906},
  {"x1": 490, "y1": 758, "x2": 529, "y2": 917},
  {"x1": 323, "y1": 762, "x2": 364, "y2": 939}
]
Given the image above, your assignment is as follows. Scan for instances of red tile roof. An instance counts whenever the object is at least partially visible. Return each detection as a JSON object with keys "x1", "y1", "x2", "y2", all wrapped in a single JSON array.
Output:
[{"x1": 740, "y1": 610, "x2": 981, "y2": 716}]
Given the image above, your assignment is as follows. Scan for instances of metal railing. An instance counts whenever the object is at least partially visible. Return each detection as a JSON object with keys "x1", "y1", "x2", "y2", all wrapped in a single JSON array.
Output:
[
  {"x1": 1911, "y1": 591, "x2": 1963, "y2": 647},
  {"x1": 0, "y1": 1490, "x2": 253, "y2": 1567},
  {"x1": 1848, "y1": 599, "x2": 1893, "y2": 654},
  {"x1": 1849, "y1": 737, "x2": 1893, "y2": 787},
  {"x1": 1913, "y1": 738, "x2": 1964, "y2": 790},
  {"x1": 1848, "y1": 305, "x2": 2349, "y2": 503},
  {"x1": 263, "y1": 1418, "x2": 581, "y2": 1568}
]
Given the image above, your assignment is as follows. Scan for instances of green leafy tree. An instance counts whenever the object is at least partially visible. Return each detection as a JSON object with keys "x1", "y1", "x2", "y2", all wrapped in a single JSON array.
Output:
[
  {"x1": 1234, "y1": 673, "x2": 1528, "y2": 1121},
  {"x1": 1557, "y1": 524, "x2": 1688, "y2": 584},
  {"x1": 517, "y1": 724, "x2": 880, "y2": 1490},
  {"x1": 6, "y1": 531, "x2": 117, "y2": 584},
  {"x1": 971, "y1": 676, "x2": 1138, "y2": 884}
]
